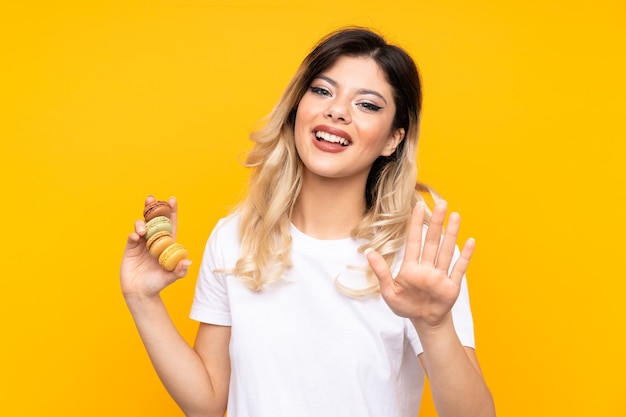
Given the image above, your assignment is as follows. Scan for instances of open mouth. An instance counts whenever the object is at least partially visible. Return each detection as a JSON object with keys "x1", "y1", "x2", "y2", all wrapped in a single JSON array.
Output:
[{"x1": 315, "y1": 131, "x2": 350, "y2": 146}]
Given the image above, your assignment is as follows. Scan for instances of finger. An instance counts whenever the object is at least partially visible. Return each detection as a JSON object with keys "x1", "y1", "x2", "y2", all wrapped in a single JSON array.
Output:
[
  {"x1": 169, "y1": 196, "x2": 178, "y2": 240},
  {"x1": 436, "y1": 211, "x2": 461, "y2": 273},
  {"x1": 126, "y1": 220, "x2": 147, "y2": 255},
  {"x1": 449, "y1": 238, "x2": 475, "y2": 285},
  {"x1": 134, "y1": 219, "x2": 147, "y2": 238},
  {"x1": 145, "y1": 194, "x2": 156, "y2": 206},
  {"x1": 125, "y1": 230, "x2": 142, "y2": 249},
  {"x1": 365, "y1": 248, "x2": 394, "y2": 291},
  {"x1": 123, "y1": 228, "x2": 145, "y2": 257},
  {"x1": 403, "y1": 202, "x2": 426, "y2": 263},
  {"x1": 421, "y1": 200, "x2": 447, "y2": 265}
]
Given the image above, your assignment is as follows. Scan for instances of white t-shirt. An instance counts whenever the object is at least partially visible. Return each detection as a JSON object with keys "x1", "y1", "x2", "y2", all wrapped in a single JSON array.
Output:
[{"x1": 190, "y1": 213, "x2": 475, "y2": 417}]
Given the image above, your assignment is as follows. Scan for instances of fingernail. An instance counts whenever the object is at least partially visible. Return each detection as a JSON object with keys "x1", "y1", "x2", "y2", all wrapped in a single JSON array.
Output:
[{"x1": 364, "y1": 248, "x2": 373, "y2": 256}]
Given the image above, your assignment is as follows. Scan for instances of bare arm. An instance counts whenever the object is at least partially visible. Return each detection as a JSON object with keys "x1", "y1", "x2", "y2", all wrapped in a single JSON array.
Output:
[
  {"x1": 125, "y1": 295, "x2": 230, "y2": 417},
  {"x1": 366, "y1": 201, "x2": 495, "y2": 417},
  {"x1": 416, "y1": 317, "x2": 494, "y2": 417},
  {"x1": 121, "y1": 196, "x2": 230, "y2": 417}
]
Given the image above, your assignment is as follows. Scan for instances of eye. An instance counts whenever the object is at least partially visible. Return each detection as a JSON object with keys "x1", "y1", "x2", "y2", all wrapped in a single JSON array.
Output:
[
  {"x1": 310, "y1": 86, "x2": 331, "y2": 96},
  {"x1": 358, "y1": 102, "x2": 382, "y2": 112}
]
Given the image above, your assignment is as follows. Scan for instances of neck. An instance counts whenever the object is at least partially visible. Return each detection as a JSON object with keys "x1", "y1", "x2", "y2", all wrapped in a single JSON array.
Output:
[{"x1": 291, "y1": 172, "x2": 367, "y2": 239}]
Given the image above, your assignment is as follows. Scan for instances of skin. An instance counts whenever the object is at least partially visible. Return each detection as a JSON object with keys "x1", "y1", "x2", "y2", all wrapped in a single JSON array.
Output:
[
  {"x1": 367, "y1": 201, "x2": 495, "y2": 416},
  {"x1": 120, "y1": 55, "x2": 495, "y2": 417},
  {"x1": 121, "y1": 196, "x2": 230, "y2": 417},
  {"x1": 293, "y1": 56, "x2": 495, "y2": 416},
  {"x1": 292, "y1": 56, "x2": 403, "y2": 239},
  {"x1": 294, "y1": 56, "x2": 403, "y2": 184}
]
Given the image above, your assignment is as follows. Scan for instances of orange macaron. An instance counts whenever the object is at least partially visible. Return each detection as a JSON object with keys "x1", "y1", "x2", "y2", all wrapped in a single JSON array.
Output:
[{"x1": 146, "y1": 231, "x2": 175, "y2": 259}]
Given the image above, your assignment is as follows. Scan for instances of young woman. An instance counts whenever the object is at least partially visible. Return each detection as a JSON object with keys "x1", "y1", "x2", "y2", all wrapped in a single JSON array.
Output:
[{"x1": 121, "y1": 27, "x2": 495, "y2": 417}]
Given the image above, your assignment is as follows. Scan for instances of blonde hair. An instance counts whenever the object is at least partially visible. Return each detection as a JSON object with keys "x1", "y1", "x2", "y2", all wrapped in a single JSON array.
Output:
[{"x1": 230, "y1": 27, "x2": 434, "y2": 296}]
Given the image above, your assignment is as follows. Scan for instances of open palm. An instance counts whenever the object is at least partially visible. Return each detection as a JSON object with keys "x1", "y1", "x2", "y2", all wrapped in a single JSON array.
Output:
[{"x1": 366, "y1": 201, "x2": 475, "y2": 329}]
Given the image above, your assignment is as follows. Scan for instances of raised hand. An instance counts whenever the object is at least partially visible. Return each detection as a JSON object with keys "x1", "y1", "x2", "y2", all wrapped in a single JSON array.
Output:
[
  {"x1": 366, "y1": 201, "x2": 475, "y2": 330},
  {"x1": 120, "y1": 195, "x2": 191, "y2": 299}
]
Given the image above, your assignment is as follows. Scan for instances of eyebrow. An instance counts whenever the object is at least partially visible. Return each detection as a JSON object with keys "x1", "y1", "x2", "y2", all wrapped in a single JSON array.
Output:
[{"x1": 315, "y1": 75, "x2": 389, "y2": 106}]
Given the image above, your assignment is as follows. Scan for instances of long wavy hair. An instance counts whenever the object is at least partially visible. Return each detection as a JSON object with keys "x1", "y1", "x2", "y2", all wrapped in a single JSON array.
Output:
[{"x1": 231, "y1": 27, "x2": 433, "y2": 296}]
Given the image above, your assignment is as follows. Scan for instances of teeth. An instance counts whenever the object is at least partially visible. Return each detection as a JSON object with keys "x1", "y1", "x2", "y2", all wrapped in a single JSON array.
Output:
[{"x1": 315, "y1": 131, "x2": 349, "y2": 146}]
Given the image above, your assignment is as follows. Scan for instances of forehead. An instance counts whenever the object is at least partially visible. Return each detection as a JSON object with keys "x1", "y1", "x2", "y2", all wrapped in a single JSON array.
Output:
[{"x1": 317, "y1": 56, "x2": 393, "y2": 95}]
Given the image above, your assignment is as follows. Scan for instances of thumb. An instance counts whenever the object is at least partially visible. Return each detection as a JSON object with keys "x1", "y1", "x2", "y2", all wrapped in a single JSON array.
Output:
[
  {"x1": 158, "y1": 259, "x2": 193, "y2": 289},
  {"x1": 365, "y1": 248, "x2": 393, "y2": 290},
  {"x1": 173, "y1": 259, "x2": 192, "y2": 279}
]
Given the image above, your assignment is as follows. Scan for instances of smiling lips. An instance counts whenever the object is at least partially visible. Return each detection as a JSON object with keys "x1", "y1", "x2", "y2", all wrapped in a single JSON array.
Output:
[
  {"x1": 315, "y1": 131, "x2": 350, "y2": 146},
  {"x1": 313, "y1": 125, "x2": 352, "y2": 147}
]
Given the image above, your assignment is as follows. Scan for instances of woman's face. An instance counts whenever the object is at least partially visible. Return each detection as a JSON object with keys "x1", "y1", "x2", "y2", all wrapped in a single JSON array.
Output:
[{"x1": 294, "y1": 55, "x2": 404, "y2": 183}]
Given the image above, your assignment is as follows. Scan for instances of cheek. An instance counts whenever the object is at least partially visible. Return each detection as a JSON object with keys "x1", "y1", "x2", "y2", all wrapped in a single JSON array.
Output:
[
  {"x1": 293, "y1": 110, "x2": 305, "y2": 142},
  {"x1": 358, "y1": 120, "x2": 391, "y2": 146},
  {"x1": 294, "y1": 98, "x2": 316, "y2": 136},
  {"x1": 295, "y1": 95, "x2": 315, "y2": 120},
  {"x1": 293, "y1": 109, "x2": 308, "y2": 152}
]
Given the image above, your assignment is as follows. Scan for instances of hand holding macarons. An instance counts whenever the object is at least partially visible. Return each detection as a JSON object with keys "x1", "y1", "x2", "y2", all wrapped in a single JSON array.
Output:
[
  {"x1": 120, "y1": 196, "x2": 191, "y2": 299},
  {"x1": 143, "y1": 199, "x2": 189, "y2": 272}
]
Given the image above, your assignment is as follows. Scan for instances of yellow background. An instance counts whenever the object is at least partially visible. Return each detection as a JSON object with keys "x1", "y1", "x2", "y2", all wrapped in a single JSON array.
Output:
[{"x1": 2, "y1": 0, "x2": 625, "y2": 415}]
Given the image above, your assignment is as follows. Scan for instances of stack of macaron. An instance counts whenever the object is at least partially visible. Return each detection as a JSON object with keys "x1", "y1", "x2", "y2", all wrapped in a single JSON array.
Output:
[{"x1": 143, "y1": 200, "x2": 188, "y2": 272}]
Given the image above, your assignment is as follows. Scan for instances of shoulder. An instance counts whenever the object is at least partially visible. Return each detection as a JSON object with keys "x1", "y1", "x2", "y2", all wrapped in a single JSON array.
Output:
[
  {"x1": 213, "y1": 212, "x2": 240, "y2": 232},
  {"x1": 208, "y1": 212, "x2": 241, "y2": 243},
  {"x1": 202, "y1": 212, "x2": 242, "y2": 263}
]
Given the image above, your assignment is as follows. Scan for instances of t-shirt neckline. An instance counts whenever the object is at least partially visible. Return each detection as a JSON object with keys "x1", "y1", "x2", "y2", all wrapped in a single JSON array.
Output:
[{"x1": 289, "y1": 222, "x2": 359, "y2": 254}]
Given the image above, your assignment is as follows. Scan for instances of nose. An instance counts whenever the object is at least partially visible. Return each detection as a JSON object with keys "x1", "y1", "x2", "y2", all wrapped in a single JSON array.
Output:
[{"x1": 324, "y1": 99, "x2": 351, "y2": 123}]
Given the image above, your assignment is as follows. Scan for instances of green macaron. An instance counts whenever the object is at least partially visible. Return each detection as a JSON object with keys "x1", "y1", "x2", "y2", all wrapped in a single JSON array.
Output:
[{"x1": 144, "y1": 216, "x2": 173, "y2": 240}]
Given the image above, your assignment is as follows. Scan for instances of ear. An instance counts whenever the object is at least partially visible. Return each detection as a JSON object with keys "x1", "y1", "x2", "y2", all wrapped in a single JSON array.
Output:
[{"x1": 381, "y1": 128, "x2": 405, "y2": 157}]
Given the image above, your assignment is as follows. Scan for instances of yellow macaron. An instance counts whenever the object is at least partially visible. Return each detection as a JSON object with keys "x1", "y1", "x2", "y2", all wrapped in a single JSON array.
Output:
[{"x1": 158, "y1": 242, "x2": 188, "y2": 272}]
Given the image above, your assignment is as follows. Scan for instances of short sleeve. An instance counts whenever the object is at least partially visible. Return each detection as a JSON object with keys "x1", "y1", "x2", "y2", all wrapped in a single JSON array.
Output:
[{"x1": 189, "y1": 217, "x2": 236, "y2": 326}]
